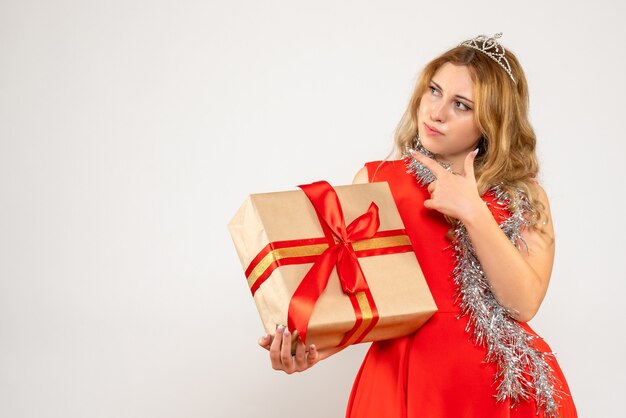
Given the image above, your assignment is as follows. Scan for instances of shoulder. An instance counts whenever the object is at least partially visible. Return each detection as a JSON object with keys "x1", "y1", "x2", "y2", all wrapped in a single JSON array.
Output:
[
  {"x1": 352, "y1": 166, "x2": 369, "y2": 184},
  {"x1": 528, "y1": 179, "x2": 550, "y2": 203},
  {"x1": 533, "y1": 182, "x2": 550, "y2": 206},
  {"x1": 353, "y1": 159, "x2": 409, "y2": 184},
  {"x1": 352, "y1": 160, "x2": 386, "y2": 185},
  {"x1": 520, "y1": 181, "x2": 555, "y2": 247},
  {"x1": 531, "y1": 182, "x2": 554, "y2": 236},
  {"x1": 525, "y1": 180, "x2": 552, "y2": 219}
]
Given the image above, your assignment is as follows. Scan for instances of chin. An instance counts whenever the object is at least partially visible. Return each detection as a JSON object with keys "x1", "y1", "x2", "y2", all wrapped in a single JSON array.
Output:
[{"x1": 418, "y1": 134, "x2": 441, "y2": 155}]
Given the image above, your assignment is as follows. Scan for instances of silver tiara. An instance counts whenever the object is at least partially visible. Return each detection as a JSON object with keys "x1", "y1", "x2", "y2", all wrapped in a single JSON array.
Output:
[{"x1": 459, "y1": 33, "x2": 516, "y2": 84}]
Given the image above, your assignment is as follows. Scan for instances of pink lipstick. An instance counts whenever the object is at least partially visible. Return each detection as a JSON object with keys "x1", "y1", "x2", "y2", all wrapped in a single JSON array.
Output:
[{"x1": 424, "y1": 123, "x2": 442, "y2": 136}]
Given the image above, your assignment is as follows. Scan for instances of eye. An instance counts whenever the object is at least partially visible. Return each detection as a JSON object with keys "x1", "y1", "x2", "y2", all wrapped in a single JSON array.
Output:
[
  {"x1": 455, "y1": 101, "x2": 471, "y2": 111},
  {"x1": 429, "y1": 85, "x2": 440, "y2": 95}
]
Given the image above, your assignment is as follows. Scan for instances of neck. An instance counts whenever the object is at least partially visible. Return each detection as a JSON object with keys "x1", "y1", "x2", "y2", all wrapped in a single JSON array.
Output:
[{"x1": 433, "y1": 154, "x2": 464, "y2": 176}]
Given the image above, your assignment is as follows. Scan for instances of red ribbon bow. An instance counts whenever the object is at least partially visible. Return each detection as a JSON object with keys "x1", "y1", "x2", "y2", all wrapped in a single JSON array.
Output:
[{"x1": 287, "y1": 181, "x2": 380, "y2": 344}]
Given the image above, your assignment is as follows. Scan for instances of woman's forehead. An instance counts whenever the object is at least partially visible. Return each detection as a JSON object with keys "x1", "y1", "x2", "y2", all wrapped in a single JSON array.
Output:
[{"x1": 431, "y1": 63, "x2": 474, "y2": 97}]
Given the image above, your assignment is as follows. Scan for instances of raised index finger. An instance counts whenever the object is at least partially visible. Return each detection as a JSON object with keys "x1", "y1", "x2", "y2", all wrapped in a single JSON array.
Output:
[{"x1": 409, "y1": 150, "x2": 447, "y2": 177}]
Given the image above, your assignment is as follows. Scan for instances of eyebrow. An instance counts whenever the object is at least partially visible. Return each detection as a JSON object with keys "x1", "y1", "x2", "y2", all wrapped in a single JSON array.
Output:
[{"x1": 431, "y1": 80, "x2": 474, "y2": 104}]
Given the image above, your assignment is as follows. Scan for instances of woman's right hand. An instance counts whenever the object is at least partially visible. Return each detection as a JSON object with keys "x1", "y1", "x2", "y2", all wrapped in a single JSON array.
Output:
[
  {"x1": 258, "y1": 325, "x2": 340, "y2": 374},
  {"x1": 258, "y1": 167, "x2": 364, "y2": 373}
]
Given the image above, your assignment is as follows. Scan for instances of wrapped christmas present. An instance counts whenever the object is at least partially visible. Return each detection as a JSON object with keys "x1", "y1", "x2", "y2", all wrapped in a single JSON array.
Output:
[{"x1": 227, "y1": 180, "x2": 437, "y2": 353}]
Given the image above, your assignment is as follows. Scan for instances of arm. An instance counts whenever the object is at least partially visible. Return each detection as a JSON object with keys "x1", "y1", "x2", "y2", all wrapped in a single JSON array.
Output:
[
  {"x1": 410, "y1": 149, "x2": 554, "y2": 322},
  {"x1": 460, "y1": 185, "x2": 555, "y2": 322},
  {"x1": 258, "y1": 166, "x2": 370, "y2": 373}
]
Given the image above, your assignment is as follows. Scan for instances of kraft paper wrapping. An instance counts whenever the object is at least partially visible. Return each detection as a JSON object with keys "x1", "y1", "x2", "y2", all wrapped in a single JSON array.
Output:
[{"x1": 227, "y1": 182, "x2": 437, "y2": 351}]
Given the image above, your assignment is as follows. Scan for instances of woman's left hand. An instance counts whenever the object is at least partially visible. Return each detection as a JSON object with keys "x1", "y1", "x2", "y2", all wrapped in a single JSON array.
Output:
[{"x1": 409, "y1": 148, "x2": 485, "y2": 222}]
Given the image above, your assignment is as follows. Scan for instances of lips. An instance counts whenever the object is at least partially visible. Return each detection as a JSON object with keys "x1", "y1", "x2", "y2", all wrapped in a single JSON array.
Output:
[{"x1": 424, "y1": 123, "x2": 443, "y2": 135}]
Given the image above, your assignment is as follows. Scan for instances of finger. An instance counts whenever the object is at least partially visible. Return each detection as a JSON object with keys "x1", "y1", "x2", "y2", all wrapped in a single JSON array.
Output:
[
  {"x1": 281, "y1": 327, "x2": 295, "y2": 373},
  {"x1": 427, "y1": 181, "x2": 437, "y2": 194},
  {"x1": 463, "y1": 148, "x2": 479, "y2": 180},
  {"x1": 258, "y1": 334, "x2": 271, "y2": 351},
  {"x1": 423, "y1": 198, "x2": 435, "y2": 210},
  {"x1": 409, "y1": 149, "x2": 447, "y2": 177},
  {"x1": 294, "y1": 339, "x2": 307, "y2": 371},
  {"x1": 306, "y1": 344, "x2": 319, "y2": 366},
  {"x1": 269, "y1": 325, "x2": 284, "y2": 370}
]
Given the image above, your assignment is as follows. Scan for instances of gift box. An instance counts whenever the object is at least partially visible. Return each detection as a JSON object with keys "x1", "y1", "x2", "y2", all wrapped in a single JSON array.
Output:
[{"x1": 227, "y1": 180, "x2": 437, "y2": 352}]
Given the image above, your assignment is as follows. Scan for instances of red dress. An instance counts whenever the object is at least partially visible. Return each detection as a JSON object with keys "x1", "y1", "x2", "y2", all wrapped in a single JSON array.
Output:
[{"x1": 346, "y1": 159, "x2": 577, "y2": 418}]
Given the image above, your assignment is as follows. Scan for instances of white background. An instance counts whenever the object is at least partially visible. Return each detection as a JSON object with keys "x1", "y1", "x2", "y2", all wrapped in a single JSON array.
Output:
[{"x1": 1, "y1": 1, "x2": 624, "y2": 417}]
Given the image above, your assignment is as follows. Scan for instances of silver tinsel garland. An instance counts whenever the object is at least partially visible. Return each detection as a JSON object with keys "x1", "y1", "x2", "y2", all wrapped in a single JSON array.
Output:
[{"x1": 405, "y1": 140, "x2": 562, "y2": 417}]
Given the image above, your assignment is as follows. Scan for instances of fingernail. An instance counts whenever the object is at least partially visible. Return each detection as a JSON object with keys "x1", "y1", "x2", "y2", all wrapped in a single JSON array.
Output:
[
  {"x1": 472, "y1": 148, "x2": 479, "y2": 157},
  {"x1": 276, "y1": 325, "x2": 285, "y2": 333},
  {"x1": 310, "y1": 344, "x2": 316, "y2": 351},
  {"x1": 284, "y1": 328, "x2": 291, "y2": 337}
]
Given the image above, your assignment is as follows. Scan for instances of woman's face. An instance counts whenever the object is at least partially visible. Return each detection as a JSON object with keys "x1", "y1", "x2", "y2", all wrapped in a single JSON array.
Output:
[{"x1": 417, "y1": 63, "x2": 482, "y2": 169}]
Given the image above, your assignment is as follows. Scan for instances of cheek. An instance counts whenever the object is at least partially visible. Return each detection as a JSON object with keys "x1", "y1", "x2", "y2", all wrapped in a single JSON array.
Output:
[
  {"x1": 458, "y1": 118, "x2": 481, "y2": 139},
  {"x1": 417, "y1": 95, "x2": 431, "y2": 117},
  {"x1": 417, "y1": 103, "x2": 428, "y2": 121}
]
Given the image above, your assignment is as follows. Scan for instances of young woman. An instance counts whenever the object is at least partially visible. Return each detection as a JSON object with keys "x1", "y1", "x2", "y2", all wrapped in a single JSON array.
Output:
[{"x1": 258, "y1": 33, "x2": 578, "y2": 417}]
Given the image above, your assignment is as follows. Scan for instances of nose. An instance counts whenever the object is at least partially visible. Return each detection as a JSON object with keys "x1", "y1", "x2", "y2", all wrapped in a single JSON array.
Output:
[{"x1": 430, "y1": 100, "x2": 446, "y2": 122}]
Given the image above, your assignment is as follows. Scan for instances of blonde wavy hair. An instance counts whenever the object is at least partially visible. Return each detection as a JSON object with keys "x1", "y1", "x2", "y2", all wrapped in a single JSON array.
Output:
[{"x1": 390, "y1": 44, "x2": 548, "y2": 231}]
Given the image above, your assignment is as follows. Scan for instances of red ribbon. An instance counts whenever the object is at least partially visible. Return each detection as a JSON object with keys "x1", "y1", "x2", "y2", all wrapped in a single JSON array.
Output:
[{"x1": 287, "y1": 181, "x2": 380, "y2": 344}]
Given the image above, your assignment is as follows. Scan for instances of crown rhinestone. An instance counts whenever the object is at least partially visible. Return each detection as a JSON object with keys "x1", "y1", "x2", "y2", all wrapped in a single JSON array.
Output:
[{"x1": 459, "y1": 33, "x2": 517, "y2": 84}]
